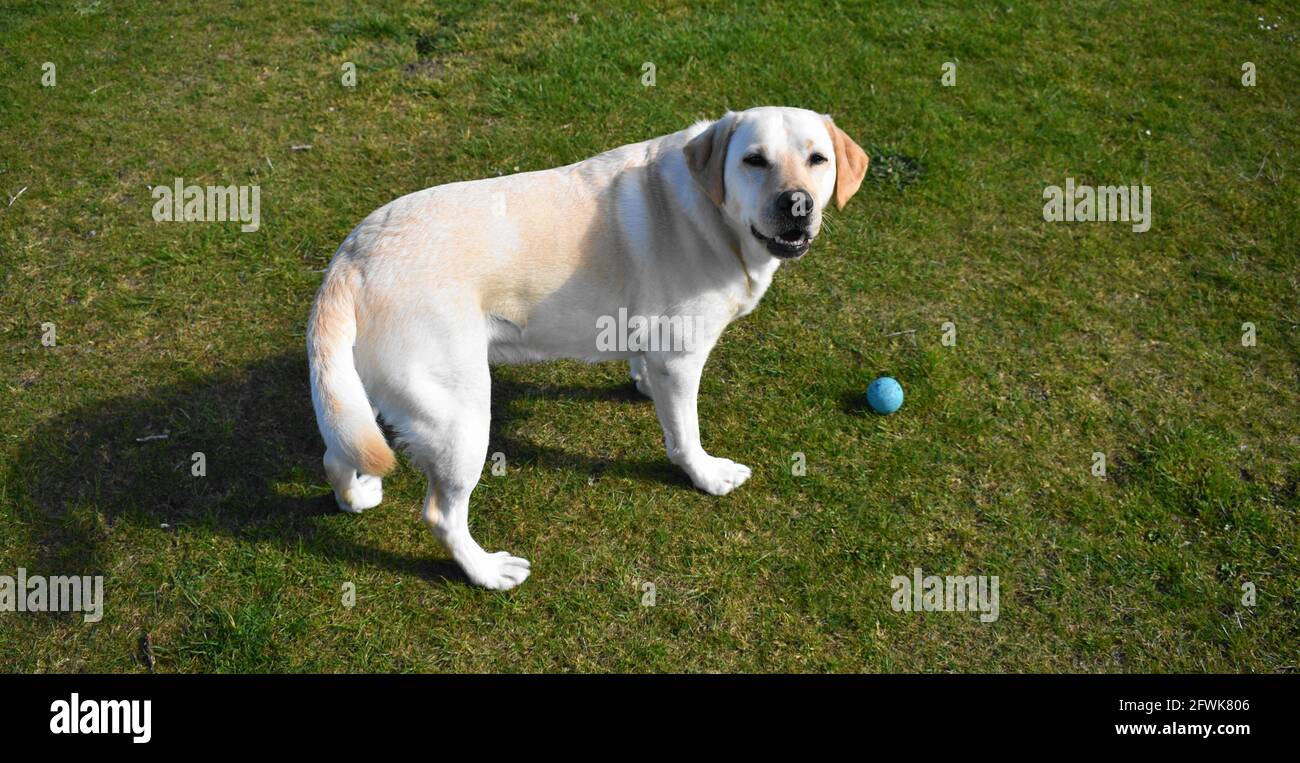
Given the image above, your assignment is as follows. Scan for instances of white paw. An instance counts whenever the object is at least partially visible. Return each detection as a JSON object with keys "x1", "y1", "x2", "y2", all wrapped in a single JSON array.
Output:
[
  {"x1": 462, "y1": 550, "x2": 532, "y2": 590},
  {"x1": 629, "y1": 358, "x2": 653, "y2": 399},
  {"x1": 336, "y1": 474, "x2": 383, "y2": 514},
  {"x1": 686, "y1": 455, "x2": 752, "y2": 496}
]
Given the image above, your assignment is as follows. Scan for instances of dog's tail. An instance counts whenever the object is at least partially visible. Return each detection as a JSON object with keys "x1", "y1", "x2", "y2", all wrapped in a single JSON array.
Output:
[{"x1": 306, "y1": 264, "x2": 396, "y2": 477}]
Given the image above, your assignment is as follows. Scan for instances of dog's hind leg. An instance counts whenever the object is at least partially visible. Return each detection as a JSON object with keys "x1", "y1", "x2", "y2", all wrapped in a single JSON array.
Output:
[
  {"x1": 628, "y1": 356, "x2": 654, "y2": 399},
  {"x1": 385, "y1": 327, "x2": 530, "y2": 590},
  {"x1": 324, "y1": 447, "x2": 384, "y2": 513},
  {"x1": 420, "y1": 386, "x2": 531, "y2": 589}
]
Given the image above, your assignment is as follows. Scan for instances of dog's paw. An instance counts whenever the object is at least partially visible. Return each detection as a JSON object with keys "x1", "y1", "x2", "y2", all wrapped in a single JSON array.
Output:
[
  {"x1": 633, "y1": 376, "x2": 654, "y2": 399},
  {"x1": 686, "y1": 455, "x2": 751, "y2": 496},
  {"x1": 629, "y1": 358, "x2": 653, "y2": 399},
  {"x1": 336, "y1": 474, "x2": 383, "y2": 514},
  {"x1": 462, "y1": 550, "x2": 532, "y2": 590}
]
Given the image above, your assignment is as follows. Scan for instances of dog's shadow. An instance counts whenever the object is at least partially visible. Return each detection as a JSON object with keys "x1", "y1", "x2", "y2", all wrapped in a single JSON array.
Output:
[{"x1": 9, "y1": 351, "x2": 671, "y2": 585}]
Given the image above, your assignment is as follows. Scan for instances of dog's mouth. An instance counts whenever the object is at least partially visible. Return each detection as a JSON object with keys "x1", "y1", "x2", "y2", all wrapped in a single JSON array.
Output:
[{"x1": 750, "y1": 225, "x2": 812, "y2": 259}]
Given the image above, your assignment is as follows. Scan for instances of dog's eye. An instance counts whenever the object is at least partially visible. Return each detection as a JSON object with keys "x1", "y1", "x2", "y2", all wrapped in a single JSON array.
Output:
[
  {"x1": 743, "y1": 153, "x2": 769, "y2": 168},
  {"x1": 809, "y1": 153, "x2": 828, "y2": 166}
]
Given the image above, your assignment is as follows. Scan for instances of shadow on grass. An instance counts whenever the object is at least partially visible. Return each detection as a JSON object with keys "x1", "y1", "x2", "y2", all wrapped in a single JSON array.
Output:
[
  {"x1": 840, "y1": 389, "x2": 873, "y2": 416},
  {"x1": 10, "y1": 351, "x2": 671, "y2": 586}
]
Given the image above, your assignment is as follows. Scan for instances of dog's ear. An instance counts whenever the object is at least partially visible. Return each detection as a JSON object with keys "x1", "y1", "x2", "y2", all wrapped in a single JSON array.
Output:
[
  {"x1": 683, "y1": 112, "x2": 738, "y2": 206},
  {"x1": 823, "y1": 116, "x2": 869, "y2": 210}
]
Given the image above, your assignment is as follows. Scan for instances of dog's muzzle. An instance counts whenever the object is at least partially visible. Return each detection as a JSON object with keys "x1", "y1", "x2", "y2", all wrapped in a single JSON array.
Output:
[{"x1": 751, "y1": 224, "x2": 812, "y2": 259}]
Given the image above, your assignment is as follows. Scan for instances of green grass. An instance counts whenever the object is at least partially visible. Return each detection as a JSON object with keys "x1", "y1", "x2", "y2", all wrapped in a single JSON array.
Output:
[{"x1": 1, "y1": 0, "x2": 1297, "y2": 672}]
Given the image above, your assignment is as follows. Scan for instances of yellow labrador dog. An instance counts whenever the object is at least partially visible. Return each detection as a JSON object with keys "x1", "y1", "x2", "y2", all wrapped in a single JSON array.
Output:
[{"x1": 308, "y1": 106, "x2": 868, "y2": 589}]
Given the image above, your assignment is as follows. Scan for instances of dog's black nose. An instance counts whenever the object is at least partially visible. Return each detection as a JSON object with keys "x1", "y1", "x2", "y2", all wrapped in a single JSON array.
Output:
[{"x1": 775, "y1": 189, "x2": 814, "y2": 221}]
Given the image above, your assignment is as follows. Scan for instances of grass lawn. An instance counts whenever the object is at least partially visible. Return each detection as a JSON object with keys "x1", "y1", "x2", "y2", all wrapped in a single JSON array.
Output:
[{"x1": 1, "y1": 0, "x2": 1297, "y2": 672}]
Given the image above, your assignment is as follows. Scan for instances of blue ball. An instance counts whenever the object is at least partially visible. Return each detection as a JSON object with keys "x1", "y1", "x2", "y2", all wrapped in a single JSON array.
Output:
[{"x1": 866, "y1": 376, "x2": 904, "y2": 414}]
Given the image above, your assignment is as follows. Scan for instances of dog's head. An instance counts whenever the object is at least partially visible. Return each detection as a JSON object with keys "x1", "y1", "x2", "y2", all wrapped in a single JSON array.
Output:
[{"x1": 684, "y1": 106, "x2": 869, "y2": 260}]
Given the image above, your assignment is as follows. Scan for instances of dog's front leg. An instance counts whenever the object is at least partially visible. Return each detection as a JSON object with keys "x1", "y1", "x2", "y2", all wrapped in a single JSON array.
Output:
[{"x1": 645, "y1": 352, "x2": 751, "y2": 496}]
